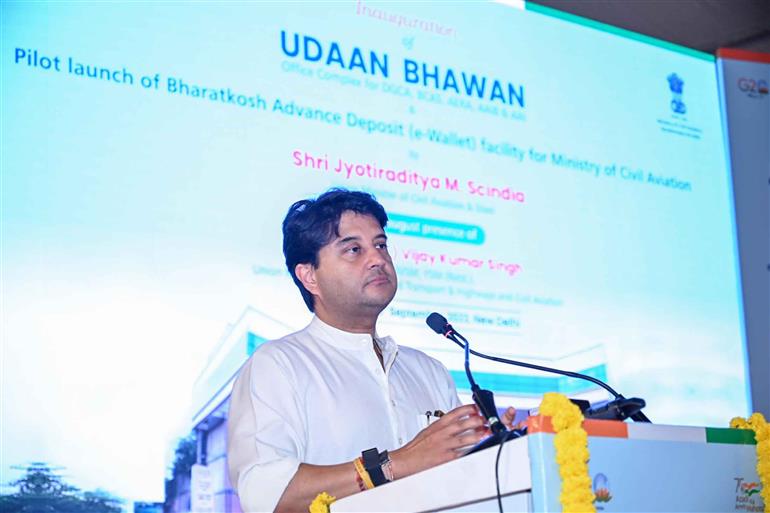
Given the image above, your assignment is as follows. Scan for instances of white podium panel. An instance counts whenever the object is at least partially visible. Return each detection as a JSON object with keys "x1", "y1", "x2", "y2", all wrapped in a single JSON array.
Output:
[
  {"x1": 332, "y1": 438, "x2": 531, "y2": 513},
  {"x1": 331, "y1": 418, "x2": 762, "y2": 513}
]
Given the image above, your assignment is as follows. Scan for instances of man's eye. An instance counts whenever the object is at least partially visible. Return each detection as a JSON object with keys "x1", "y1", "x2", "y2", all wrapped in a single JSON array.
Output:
[
  {"x1": 376, "y1": 242, "x2": 388, "y2": 250},
  {"x1": 346, "y1": 246, "x2": 360, "y2": 254}
]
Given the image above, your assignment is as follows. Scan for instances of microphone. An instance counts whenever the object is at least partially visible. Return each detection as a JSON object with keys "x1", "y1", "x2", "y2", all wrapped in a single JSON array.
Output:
[
  {"x1": 427, "y1": 313, "x2": 524, "y2": 455},
  {"x1": 426, "y1": 312, "x2": 650, "y2": 423},
  {"x1": 426, "y1": 312, "x2": 454, "y2": 337}
]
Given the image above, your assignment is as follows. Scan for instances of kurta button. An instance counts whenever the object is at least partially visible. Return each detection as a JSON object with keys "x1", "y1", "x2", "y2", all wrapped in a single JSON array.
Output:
[{"x1": 398, "y1": 437, "x2": 403, "y2": 444}]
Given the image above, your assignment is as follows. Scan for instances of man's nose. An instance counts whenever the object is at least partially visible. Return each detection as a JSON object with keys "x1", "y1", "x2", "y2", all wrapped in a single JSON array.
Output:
[{"x1": 366, "y1": 246, "x2": 389, "y2": 268}]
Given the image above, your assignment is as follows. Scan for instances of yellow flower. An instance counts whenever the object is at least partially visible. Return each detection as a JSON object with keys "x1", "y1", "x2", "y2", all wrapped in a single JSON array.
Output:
[
  {"x1": 539, "y1": 392, "x2": 596, "y2": 513},
  {"x1": 309, "y1": 492, "x2": 336, "y2": 513},
  {"x1": 731, "y1": 416, "x2": 750, "y2": 430}
]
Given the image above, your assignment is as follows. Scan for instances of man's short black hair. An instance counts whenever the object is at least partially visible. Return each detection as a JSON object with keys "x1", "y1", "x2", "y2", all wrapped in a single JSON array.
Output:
[{"x1": 282, "y1": 188, "x2": 388, "y2": 311}]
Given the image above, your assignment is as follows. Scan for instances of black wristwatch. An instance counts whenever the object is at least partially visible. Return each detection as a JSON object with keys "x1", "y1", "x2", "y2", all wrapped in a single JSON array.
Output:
[{"x1": 362, "y1": 448, "x2": 388, "y2": 486}]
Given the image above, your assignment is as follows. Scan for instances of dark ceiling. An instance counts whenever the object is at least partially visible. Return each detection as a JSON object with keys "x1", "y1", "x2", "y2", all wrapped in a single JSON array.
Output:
[{"x1": 531, "y1": 0, "x2": 770, "y2": 54}]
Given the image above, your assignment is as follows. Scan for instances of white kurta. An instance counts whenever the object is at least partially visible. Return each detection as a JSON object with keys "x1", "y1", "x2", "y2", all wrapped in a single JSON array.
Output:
[{"x1": 227, "y1": 316, "x2": 461, "y2": 512}]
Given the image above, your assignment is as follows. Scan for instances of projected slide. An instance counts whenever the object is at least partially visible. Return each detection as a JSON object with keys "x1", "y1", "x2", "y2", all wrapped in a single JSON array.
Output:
[{"x1": 3, "y1": 1, "x2": 748, "y2": 500}]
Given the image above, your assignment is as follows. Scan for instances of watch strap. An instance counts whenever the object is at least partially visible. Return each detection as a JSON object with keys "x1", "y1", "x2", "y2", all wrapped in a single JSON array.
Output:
[{"x1": 362, "y1": 448, "x2": 387, "y2": 486}]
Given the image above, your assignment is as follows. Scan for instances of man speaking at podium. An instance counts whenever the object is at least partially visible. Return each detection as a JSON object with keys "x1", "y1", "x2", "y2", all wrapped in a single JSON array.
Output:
[{"x1": 227, "y1": 189, "x2": 516, "y2": 512}]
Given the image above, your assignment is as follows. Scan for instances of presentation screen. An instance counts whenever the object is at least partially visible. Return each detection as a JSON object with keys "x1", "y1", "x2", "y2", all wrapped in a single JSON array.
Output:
[{"x1": 3, "y1": 0, "x2": 749, "y2": 500}]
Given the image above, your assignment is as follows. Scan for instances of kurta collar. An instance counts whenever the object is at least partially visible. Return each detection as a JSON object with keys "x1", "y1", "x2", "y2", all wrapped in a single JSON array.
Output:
[{"x1": 308, "y1": 316, "x2": 398, "y2": 362}]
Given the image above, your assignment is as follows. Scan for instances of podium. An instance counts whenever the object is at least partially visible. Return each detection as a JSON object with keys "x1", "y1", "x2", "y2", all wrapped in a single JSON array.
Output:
[{"x1": 331, "y1": 416, "x2": 763, "y2": 512}]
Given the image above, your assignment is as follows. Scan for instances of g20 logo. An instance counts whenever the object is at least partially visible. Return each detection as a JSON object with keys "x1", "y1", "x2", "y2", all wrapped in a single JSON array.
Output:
[{"x1": 737, "y1": 77, "x2": 769, "y2": 98}]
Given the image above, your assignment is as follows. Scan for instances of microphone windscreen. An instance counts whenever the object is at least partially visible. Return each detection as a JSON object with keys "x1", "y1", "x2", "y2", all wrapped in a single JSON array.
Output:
[{"x1": 426, "y1": 312, "x2": 449, "y2": 334}]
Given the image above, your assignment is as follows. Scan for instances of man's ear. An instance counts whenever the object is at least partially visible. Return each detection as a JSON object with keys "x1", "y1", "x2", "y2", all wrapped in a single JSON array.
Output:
[{"x1": 294, "y1": 263, "x2": 319, "y2": 297}]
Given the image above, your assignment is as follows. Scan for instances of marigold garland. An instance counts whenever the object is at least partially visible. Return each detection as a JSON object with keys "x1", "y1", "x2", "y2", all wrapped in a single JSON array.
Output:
[
  {"x1": 539, "y1": 392, "x2": 596, "y2": 513},
  {"x1": 308, "y1": 492, "x2": 336, "y2": 513},
  {"x1": 730, "y1": 413, "x2": 769, "y2": 513}
]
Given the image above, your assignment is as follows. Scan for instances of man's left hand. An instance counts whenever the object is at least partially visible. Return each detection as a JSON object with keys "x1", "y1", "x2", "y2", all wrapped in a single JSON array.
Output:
[
  {"x1": 501, "y1": 406, "x2": 516, "y2": 430},
  {"x1": 501, "y1": 406, "x2": 529, "y2": 431}
]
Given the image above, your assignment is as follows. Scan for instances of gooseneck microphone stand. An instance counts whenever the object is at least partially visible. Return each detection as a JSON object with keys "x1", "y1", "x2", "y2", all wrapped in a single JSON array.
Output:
[
  {"x1": 428, "y1": 314, "x2": 526, "y2": 454},
  {"x1": 426, "y1": 312, "x2": 651, "y2": 428}
]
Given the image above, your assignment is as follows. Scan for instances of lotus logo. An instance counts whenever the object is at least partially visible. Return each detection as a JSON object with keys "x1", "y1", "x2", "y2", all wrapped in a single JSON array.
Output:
[
  {"x1": 667, "y1": 73, "x2": 687, "y2": 114},
  {"x1": 593, "y1": 473, "x2": 612, "y2": 503}
]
